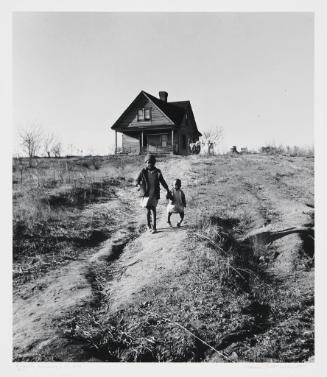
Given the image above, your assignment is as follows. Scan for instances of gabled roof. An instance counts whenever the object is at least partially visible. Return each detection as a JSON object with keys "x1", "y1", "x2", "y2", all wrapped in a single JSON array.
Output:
[
  {"x1": 142, "y1": 91, "x2": 187, "y2": 126},
  {"x1": 111, "y1": 90, "x2": 201, "y2": 136},
  {"x1": 169, "y1": 101, "x2": 190, "y2": 109}
]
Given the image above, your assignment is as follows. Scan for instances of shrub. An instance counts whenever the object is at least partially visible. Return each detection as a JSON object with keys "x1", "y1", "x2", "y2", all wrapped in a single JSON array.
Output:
[{"x1": 260, "y1": 144, "x2": 314, "y2": 157}]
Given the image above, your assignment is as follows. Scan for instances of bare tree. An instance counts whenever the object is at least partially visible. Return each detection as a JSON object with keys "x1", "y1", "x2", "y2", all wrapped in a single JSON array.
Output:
[
  {"x1": 19, "y1": 127, "x2": 43, "y2": 165},
  {"x1": 51, "y1": 141, "x2": 62, "y2": 158},
  {"x1": 201, "y1": 127, "x2": 224, "y2": 144},
  {"x1": 199, "y1": 127, "x2": 224, "y2": 155},
  {"x1": 43, "y1": 133, "x2": 55, "y2": 158}
]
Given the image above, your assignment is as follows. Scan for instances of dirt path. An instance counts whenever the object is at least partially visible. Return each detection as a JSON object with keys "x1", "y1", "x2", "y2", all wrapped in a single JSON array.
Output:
[
  {"x1": 235, "y1": 156, "x2": 314, "y2": 280},
  {"x1": 108, "y1": 157, "x2": 194, "y2": 312},
  {"x1": 108, "y1": 207, "x2": 189, "y2": 312},
  {"x1": 13, "y1": 157, "x2": 193, "y2": 360},
  {"x1": 13, "y1": 186, "x2": 143, "y2": 360},
  {"x1": 13, "y1": 155, "x2": 314, "y2": 361}
]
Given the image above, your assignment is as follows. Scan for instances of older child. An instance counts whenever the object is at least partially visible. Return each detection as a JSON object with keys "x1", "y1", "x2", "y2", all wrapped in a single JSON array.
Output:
[
  {"x1": 136, "y1": 154, "x2": 170, "y2": 233},
  {"x1": 167, "y1": 179, "x2": 186, "y2": 227}
]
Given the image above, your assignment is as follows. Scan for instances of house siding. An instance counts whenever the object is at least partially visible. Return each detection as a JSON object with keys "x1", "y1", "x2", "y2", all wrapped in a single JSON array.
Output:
[
  {"x1": 187, "y1": 104, "x2": 200, "y2": 141},
  {"x1": 176, "y1": 111, "x2": 196, "y2": 155},
  {"x1": 117, "y1": 96, "x2": 174, "y2": 130}
]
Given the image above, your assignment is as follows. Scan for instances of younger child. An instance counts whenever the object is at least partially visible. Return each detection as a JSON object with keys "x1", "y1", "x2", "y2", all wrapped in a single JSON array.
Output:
[{"x1": 167, "y1": 179, "x2": 186, "y2": 227}]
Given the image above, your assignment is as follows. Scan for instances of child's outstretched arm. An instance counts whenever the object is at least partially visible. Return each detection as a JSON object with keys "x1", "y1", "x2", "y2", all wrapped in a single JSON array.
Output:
[
  {"x1": 181, "y1": 191, "x2": 186, "y2": 207},
  {"x1": 158, "y1": 171, "x2": 169, "y2": 192},
  {"x1": 166, "y1": 190, "x2": 173, "y2": 200}
]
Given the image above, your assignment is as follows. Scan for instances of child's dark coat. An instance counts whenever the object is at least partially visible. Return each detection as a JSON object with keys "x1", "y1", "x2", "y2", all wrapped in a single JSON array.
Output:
[{"x1": 136, "y1": 168, "x2": 169, "y2": 199}]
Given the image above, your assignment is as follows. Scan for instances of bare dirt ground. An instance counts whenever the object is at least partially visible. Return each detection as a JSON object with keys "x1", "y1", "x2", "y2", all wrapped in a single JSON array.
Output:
[
  {"x1": 13, "y1": 182, "x2": 143, "y2": 361},
  {"x1": 12, "y1": 154, "x2": 314, "y2": 362}
]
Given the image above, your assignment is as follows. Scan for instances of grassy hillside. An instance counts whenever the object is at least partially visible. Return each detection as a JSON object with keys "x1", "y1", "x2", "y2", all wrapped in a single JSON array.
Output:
[
  {"x1": 12, "y1": 156, "x2": 143, "y2": 286},
  {"x1": 13, "y1": 153, "x2": 314, "y2": 362}
]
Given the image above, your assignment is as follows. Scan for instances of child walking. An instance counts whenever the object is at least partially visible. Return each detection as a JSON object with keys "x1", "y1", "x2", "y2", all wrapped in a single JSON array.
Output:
[
  {"x1": 136, "y1": 154, "x2": 169, "y2": 234},
  {"x1": 167, "y1": 179, "x2": 186, "y2": 227}
]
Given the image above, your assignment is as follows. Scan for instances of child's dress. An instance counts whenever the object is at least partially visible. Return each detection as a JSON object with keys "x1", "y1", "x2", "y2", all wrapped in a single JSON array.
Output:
[{"x1": 167, "y1": 188, "x2": 185, "y2": 214}]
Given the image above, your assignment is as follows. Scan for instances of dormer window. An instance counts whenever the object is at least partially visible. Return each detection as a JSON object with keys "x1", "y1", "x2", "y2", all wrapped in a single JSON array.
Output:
[
  {"x1": 144, "y1": 108, "x2": 151, "y2": 120},
  {"x1": 137, "y1": 108, "x2": 151, "y2": 121},
  {"x1": 137, "y1": 109, "x2": 144, "y2": 121}
]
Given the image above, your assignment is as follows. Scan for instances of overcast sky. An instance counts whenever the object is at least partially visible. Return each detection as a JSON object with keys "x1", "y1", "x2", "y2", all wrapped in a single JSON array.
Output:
[{"x1": 13, "y1": 12, "x2": 313, "y2": 155}]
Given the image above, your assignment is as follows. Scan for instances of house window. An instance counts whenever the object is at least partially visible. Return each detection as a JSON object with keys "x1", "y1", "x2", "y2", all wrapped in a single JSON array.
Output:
[
  {"x1": 144, "y1": 108, "x2": 151, "y2": 120},
  {"x1": 137, "y1": 108, "x2": 151, "y2": 121},
  {"x1": 161, "y1": 134, "x2": 168, "y2": 147},
  {"x1": 137, "y1": 109, "x2": 144, "y2": 121}
]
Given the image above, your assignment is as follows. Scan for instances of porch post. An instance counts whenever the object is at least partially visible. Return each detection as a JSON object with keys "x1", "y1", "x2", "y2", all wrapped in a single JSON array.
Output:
[
  {"x1": 141, "y1": 131, "x2": 144, "y2": 153},
  {"x1": 171, "y1": 129, "x2": 174, "y2": 154},
  {"x1": 115, "y1": 131, "x2": 117, "y2": 154}
]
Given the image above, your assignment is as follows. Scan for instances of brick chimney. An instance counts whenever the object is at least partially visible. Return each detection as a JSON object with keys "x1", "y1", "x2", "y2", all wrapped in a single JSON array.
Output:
[{"x1": 159, "y1": 91, "x2": 168, "y2": 102}]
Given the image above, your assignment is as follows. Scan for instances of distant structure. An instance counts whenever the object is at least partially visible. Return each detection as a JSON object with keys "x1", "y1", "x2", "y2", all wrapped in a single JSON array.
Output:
[
  {"x1": 111, "y1": 90, "x2": 201, "y2": 155},
  {"x1": 231, "y1": 146, "x2": 240, "y2": 154}
]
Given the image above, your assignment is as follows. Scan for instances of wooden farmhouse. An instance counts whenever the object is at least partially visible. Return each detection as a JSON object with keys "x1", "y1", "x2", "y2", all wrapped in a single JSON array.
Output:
[{"x1": 111, "y1": 90, "x2": 201, "y2": 155}]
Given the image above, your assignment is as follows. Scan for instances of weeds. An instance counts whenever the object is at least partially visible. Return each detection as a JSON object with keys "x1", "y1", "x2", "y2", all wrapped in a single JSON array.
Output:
[
  {"x1": 14, "y1": 154, "x2": 314, "y2": 362},
  {"x1": 59, "y1": 213, "x2": 267, "y2": 362},
  {"x1": 58, "y1": 208, "x2": 313, "y2": 362},
  {"x1": 260, "y1": 144, "x2": 314, "y2": 157},
  {"x1": 12, "y1": 155, "x2": 142, "y2": 285},
  {"x1": 191, "y1": 213, "x2": 314, "y2": 361}
]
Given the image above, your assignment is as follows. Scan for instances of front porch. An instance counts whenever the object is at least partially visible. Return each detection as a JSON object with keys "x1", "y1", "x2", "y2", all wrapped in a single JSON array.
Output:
[
  {"x1": 139, "y1": 145, "x2": 174, "y2": 154},
  {"x1": 121, "y1": 144, "x2": 175, "y2": 155},
  {"x1": 115, "y1": 129, "x2": 179, "y2": 155}
]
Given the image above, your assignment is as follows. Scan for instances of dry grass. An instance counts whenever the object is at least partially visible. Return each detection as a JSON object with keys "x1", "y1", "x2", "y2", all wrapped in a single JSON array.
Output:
[
  {"x1": 57, "y1": 212, "x2": 253, "y2": 361},
  {"x1": 12, "y1": 155, "x2": 143, "y2": 285},
  {"x1": 60, "y1": 210, "x2": 311, "y2": 362},
  {"x1": 58, "y1": 154, "x2": 314, "y2": 362},
  {"x1": 13, "y1": 153, "x2": 314, "y2": 362}
]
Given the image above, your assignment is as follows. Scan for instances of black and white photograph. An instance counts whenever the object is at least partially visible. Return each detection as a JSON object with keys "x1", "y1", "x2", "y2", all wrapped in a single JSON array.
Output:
[{"x1": 6, "y1": 2, "x2": 323, "y2": 371}]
